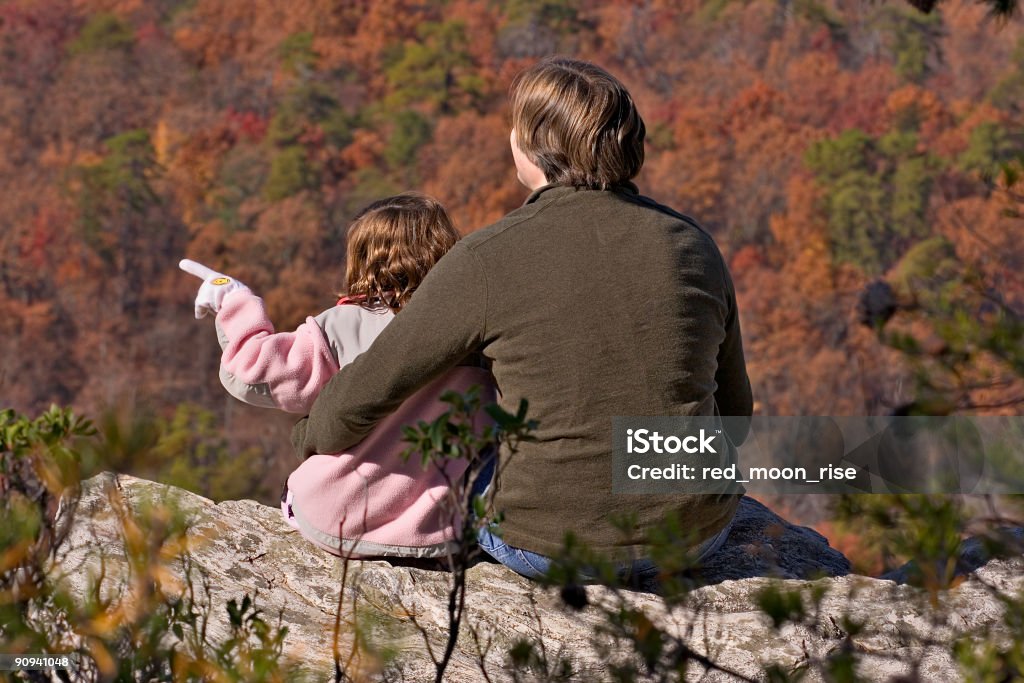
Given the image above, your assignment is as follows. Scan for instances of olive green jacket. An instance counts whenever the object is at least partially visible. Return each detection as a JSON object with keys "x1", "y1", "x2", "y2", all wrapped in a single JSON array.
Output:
[{"x1": 293, "y1": 183, "x2": 752, "y2": 557}]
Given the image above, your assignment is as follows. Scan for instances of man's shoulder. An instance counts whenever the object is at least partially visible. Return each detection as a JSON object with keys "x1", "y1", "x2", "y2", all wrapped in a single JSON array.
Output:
[
  {"x1": 641, "y1": 192, "x2": 728, "y2": 256},
  {"x1": 624, "y1": 191, "x2": 717, "y2": 242},
  {"x1": 458, "y1": 201, "x2": 548, "y2": 253},
  {"x1": 620, "y1": 191, "x2": 732, "y2": 289},
  {"x1": 455, "y1": 186, "x2": 724, "y2": 263}
]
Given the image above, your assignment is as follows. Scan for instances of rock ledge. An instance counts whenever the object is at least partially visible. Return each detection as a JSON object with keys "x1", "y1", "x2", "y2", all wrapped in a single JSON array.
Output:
[{"x1": 60, "y1": 474, "x2": 1023, "y2": 681}]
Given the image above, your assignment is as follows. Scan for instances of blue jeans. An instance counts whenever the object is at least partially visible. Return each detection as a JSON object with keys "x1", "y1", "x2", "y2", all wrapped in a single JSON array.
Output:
[
  {"x1": 477, "y1": 526, "x2": 564, "y2": 579},
  {"x1": 477, "y1": 521, "x2": 733, "y2": 581},
  {"x1": 471, "y1": 454, "x2": 733, "y2": 581},
  {"x1": 469, "y1": 453, "x2": 558, "y2": 577}
]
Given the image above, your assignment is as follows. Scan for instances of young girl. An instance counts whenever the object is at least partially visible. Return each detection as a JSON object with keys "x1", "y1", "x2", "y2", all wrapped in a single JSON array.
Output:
[{"x1": 180, "y1": 193, "x2": 494, "y2": 559}]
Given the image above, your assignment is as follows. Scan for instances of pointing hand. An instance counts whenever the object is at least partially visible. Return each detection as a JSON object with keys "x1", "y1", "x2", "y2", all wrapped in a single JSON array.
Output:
[{"x1": 179, "y1": 258, "x2": 251, "y2": 319}]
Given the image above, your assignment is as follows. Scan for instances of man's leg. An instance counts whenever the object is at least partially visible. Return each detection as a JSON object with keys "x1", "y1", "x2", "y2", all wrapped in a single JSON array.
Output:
[
  {"x1": 477, "y1": 526, "x2": 552, "y2": 579},
  {"x1": 471, "y1": 450, "x2": 555, "y2": 578}
]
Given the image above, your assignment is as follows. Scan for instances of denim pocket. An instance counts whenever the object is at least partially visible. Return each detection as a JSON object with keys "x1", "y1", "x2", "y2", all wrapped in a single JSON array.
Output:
[{"x1": 513, "y1": 548, "x2": 550, "y2": 578}]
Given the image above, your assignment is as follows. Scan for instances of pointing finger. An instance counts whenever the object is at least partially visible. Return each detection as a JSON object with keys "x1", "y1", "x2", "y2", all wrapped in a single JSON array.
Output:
[{"x1": 179, "y1": 258, "x2": 219, "y2": 281}]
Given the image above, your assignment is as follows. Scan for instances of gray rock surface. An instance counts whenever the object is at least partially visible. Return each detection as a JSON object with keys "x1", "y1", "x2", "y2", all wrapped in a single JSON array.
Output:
[{"x1": 59, "y1": 473, "x2": 1024, "y2": 682}]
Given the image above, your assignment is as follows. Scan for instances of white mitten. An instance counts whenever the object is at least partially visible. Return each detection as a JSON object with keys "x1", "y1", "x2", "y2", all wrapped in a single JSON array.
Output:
[{"x1": 179, "y1": 259, "x2": 251, "y2": 319}]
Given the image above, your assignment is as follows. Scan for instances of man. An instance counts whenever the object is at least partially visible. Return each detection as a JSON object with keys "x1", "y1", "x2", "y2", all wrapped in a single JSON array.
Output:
[{"x1": 293, "y1": 57, "x2": 753, "y2": 579}]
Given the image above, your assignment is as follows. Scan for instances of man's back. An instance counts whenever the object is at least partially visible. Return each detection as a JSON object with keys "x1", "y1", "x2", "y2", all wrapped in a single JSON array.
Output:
[{"x1": 459, "y1": 183, "x2": 750, "y2": 556}]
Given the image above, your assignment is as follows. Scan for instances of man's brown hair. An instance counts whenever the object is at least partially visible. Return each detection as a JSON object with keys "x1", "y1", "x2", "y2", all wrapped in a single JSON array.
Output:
[
  {"x1": 510, "y1": 57, "x2": 646, "y2": 190},
  {"x1": 345, "y1": 192, "x2": 459, "y2": 312}
]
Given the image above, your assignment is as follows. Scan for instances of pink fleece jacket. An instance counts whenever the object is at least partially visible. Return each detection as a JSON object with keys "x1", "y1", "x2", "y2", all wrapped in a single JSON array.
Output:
[{"x1": 215, "y1": 289, "x2": 495, "y2": 558}]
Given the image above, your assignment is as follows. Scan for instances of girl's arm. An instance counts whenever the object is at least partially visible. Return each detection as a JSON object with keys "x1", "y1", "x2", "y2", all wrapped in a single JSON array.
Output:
[{"x1": 214, "y1": 290, "x2": 340, "y2": 414}]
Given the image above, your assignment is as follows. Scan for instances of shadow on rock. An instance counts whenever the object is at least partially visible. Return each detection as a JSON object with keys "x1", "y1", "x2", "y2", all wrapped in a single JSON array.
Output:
[{"x1": 665, "y1": 496, "x2": 851, "y2": 589}]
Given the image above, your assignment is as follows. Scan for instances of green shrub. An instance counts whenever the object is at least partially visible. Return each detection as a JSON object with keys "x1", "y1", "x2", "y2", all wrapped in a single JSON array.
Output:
[
  {"x1": 263, "y1": 146, "x2": 316, "y2": 201},
  {"x1": 278, "y1": 32, "x2": 316, "y2": 74},
  {"x1": 80, "y1": 403, "x2": 272, "y2": 502},
  {"x1": 385, "y1": 110, "x2": 433, "y2": 169},
  {"x1": 68, "y1": 13, "x2": 135, "y2": 56}
]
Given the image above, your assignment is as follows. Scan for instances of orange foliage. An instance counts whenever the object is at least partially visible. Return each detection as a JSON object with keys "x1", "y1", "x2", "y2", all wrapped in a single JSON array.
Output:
[
  {"x1": 420, "y1": 112, "x2": 523, "y2": 232},
  {"x1": 641, "y1": 103, "x2": 727, "y2": 222},
  {"x1": 339, "y1": 129, "x2": 386, "y2": 171},
  {"x1": 769, "y1": 175, "x2": 834, "y2": 301}
]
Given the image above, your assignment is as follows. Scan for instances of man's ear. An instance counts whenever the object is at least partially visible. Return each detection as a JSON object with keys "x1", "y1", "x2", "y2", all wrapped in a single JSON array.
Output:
[{"x1": 510, "y1": 128, "x2": 548, "y2": 190}]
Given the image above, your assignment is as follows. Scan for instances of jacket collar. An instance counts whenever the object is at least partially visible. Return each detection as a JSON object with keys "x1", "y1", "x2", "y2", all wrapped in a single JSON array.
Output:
[{"x1": 523, "y1": 181, "x2": 640, "y2": 206}]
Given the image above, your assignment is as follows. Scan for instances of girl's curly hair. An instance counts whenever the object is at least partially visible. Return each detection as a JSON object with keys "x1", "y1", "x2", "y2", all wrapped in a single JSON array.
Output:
[{"x1": 344, "y1": 192, "x2": 459, "y2": 312}]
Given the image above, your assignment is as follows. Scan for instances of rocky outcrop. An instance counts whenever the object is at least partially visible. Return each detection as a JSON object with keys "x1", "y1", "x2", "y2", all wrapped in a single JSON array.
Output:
[
  {"x1": 59, "y1": 474, "x2": 1023, "y2": 681},
  {"x1": 696, "y1": 496, "x2": 850, "y2": 582}
]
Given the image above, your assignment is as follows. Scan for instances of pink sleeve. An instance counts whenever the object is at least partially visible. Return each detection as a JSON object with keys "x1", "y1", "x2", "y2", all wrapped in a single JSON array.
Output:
[{"x1": 215, "y1": 290, "x2": 339, "y2": 414}]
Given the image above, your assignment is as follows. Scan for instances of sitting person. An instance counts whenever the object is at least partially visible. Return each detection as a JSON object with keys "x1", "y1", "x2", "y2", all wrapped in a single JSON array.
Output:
[{"x1": 180, "y1": 193, "x2": 495, "y2": 558}]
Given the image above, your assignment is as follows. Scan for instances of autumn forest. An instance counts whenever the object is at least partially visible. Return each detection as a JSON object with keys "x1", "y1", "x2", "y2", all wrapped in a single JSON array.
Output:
[{"x1": 1, "y1": 0, "x2": 1022, "y2": 514}]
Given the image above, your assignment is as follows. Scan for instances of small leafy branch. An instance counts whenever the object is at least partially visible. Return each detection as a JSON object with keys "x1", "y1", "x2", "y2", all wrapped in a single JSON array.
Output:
[
  {"x1": 1, "y1": 405, "x2": 93, "y2": 660},
  {"x1": 396, "y1": 386, "x2": 536, "y2": 683}
]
